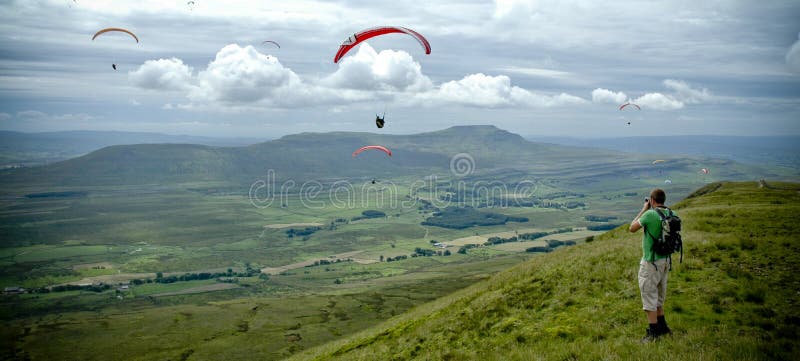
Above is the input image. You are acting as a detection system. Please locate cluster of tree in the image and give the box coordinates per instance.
[457,244,480,254]
[484,236,517,246]
[351,210,386,221]
[306,258,353,267]
[386,255,408,262]
[416,198,437,212]
[525,246,553,253]
[602,192,638,200]
[585,215,618,222]
[421,206,528,229]
[412,247,451,257]
[128,267,261,285]
[525,239,577,253]
[546,239,577,247]
[518,231,549,240]
[286,226,321,238]
[563,201,586,209]
[31,283,111,294]
[586,223,623,231]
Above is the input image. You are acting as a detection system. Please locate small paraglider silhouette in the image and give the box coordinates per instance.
[112,64,117,70]
[375,106,386,128]
[375,114,385,128]
[626,121,631,126]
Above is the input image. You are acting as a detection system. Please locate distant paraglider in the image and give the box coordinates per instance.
[664,179,672,184]
[375,114,385,128]
[620,102,640,126]
[700,168,710,174]
[92,28,139,43]
[376,107,386,129]
[262,40,280,49]
[619,103,641,111]
[93,28,138,70]
[352,145,392,158]
[334,26,431,63]
[187,1,196,10]
[652,160,666,165]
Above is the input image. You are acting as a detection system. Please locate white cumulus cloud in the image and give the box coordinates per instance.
[591,88,627,104]
[634,93,684,110]
[594,79,710,111]
[663,79,711,104]
[415,73,585,108]
[189,44,306,104]
[128,58,194,91]
[324,43,433,92]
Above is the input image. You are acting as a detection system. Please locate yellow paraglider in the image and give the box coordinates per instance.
[652,160,666,165]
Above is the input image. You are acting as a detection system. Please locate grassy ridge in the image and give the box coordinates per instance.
[290,181,800,360]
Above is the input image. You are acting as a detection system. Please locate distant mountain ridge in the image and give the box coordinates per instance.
[0,126,633,187]
[528,135,800,168]
[0,130,265,167]
[0,126,785,189]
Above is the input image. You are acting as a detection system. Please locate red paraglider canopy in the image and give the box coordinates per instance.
[352,145,392,157]
[619,103,641,111]
[334,26,430,63]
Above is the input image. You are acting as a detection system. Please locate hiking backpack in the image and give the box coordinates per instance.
[646,207,683,264]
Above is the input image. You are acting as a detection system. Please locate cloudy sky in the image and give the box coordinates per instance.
[1,0,799,138]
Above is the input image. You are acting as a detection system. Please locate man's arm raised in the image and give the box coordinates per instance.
[629,199,651,233]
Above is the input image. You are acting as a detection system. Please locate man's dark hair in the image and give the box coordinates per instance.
[650,188,666,204]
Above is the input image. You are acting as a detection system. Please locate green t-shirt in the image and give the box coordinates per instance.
[639,208,674,262]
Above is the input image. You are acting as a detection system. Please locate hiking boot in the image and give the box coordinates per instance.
[640,328,659,343]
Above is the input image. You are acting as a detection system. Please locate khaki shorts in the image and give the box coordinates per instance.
[638,258,669,311]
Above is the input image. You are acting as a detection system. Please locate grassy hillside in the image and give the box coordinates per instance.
[290,181,800,360]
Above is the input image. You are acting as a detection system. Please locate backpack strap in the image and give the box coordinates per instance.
[658,207,682,268]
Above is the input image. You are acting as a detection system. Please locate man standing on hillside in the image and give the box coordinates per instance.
[629,188,673,342]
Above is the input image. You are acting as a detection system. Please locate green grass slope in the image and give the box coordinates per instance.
[290,181,800,360]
